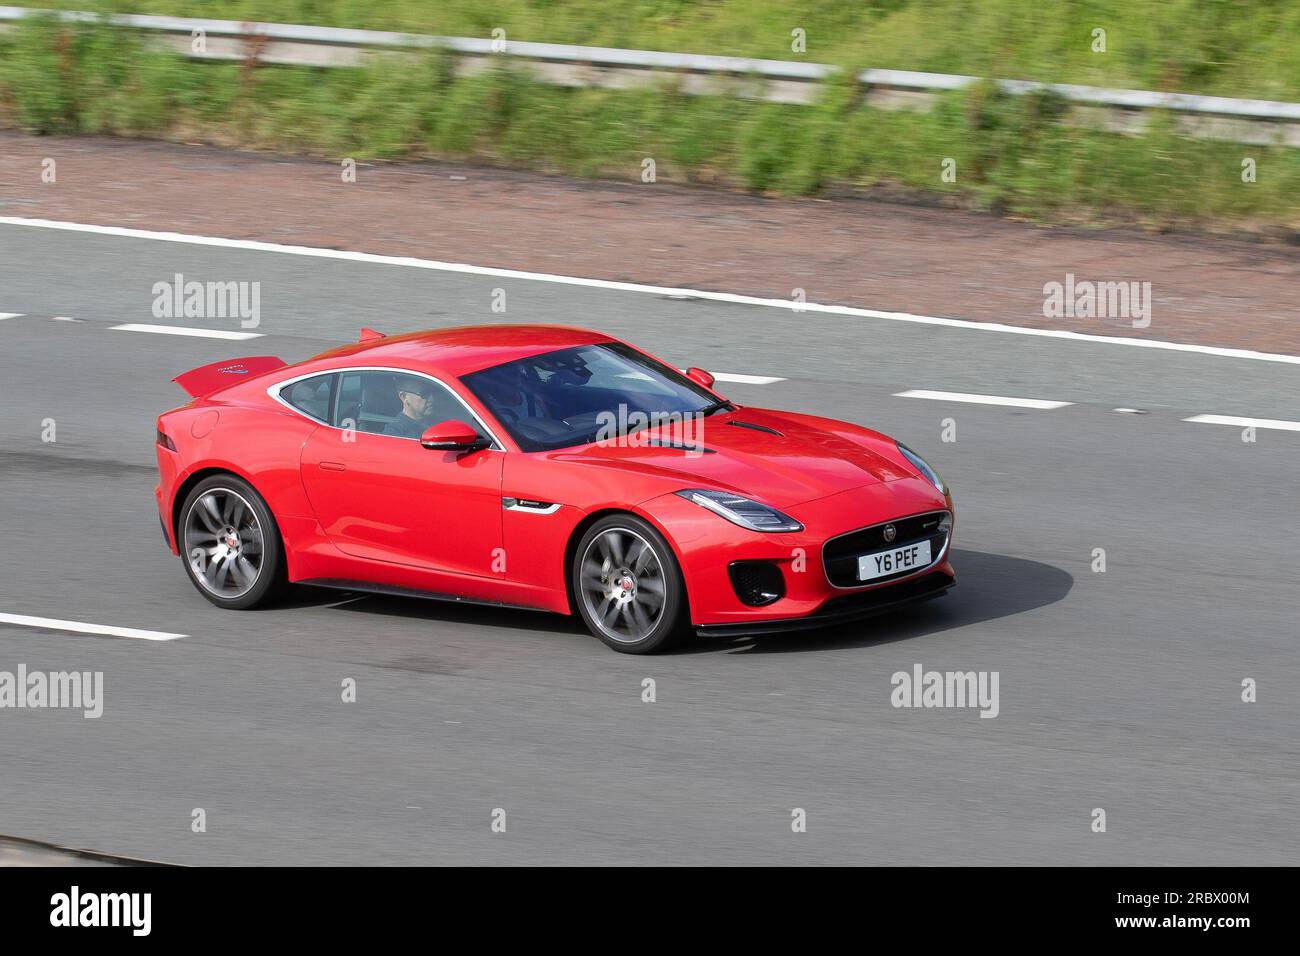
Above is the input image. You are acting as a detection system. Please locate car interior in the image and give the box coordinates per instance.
[464,345,714,451]
[280,376,333,423]
[280,351,709,451]
[280,372,483,440]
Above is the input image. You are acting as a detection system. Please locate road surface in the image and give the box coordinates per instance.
[0,222,1296,864]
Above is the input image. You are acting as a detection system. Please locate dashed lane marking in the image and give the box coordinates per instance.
[1184,414,1300,433]
[893,389,1073,410]
[110,323,264,340]
[0,613,187,642]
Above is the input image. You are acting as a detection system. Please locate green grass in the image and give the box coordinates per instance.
[1,12,1297,230]
[32,0,1300,101]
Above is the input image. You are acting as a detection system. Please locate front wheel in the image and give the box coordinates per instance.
[179,474,286,610]
[573,515,687,654]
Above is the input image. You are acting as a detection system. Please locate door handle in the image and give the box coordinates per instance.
[318,461,347,472]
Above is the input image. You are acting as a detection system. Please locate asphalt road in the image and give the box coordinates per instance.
[1,223,1297,865]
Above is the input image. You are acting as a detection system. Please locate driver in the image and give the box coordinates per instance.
[384,377,438,438]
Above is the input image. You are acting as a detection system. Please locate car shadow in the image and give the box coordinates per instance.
[303,548,1071,654]
[690,549,1074,655]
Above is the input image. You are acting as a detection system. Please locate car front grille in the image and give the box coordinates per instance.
[822,510,950,588]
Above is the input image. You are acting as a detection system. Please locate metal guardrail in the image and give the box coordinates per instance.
[1,6,1297,144]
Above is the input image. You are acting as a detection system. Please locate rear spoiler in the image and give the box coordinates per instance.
[173,356,287,398]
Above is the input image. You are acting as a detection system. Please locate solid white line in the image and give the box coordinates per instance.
[3,216,1299,366]
[894,389,1073,410]
[1184,414,1300,432]
[0,612,186,641]
[110,323,264,340]
[711,372,786,385]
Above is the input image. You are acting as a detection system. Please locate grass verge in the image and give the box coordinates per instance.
[1,14,1297,232]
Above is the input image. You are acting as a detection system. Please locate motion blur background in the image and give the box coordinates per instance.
[2,0,1298,230]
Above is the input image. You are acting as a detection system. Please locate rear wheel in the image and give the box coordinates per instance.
[573,515,686,654]
[179,474,286,610]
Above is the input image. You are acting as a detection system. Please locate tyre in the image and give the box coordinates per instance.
[572,514,687,653]
[179,474,286,610]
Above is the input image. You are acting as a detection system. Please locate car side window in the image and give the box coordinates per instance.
[279,374,336,423]
[334,370,484,440]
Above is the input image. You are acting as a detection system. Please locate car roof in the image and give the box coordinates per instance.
[301,324,617,378]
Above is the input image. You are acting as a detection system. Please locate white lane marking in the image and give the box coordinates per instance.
[894,389,1073,410]
[0,612,186,641]
[3,216,1299,366]
[711,372,786,385]
[1184,414,1300,432]
[110,323,264,340]
[12,302,1290,431]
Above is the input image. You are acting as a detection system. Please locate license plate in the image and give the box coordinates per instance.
[858,539,931,581]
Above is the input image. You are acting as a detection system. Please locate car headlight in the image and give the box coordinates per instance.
[897,443,946,495]
[675,489,803,533]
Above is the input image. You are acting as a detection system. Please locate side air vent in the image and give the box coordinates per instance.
[726,420,784,437]
[728,561,786,607]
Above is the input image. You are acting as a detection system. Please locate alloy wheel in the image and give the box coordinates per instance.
[579,527,667,644]
[183,487,264,599]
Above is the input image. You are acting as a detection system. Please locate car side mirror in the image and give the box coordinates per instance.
[420,420,489,452]
[686,367,715,389]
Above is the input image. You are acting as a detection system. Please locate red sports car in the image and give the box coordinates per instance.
[155,325,954,653]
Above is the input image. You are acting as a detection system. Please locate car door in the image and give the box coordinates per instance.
[297,368,504,578]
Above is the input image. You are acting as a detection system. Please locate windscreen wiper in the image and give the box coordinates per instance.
[700,399,735,417]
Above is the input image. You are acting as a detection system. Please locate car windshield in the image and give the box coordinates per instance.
[461,342,724,452]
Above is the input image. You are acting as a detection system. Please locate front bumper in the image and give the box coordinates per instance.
[694,567,955,637]
[639,477,955,629]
